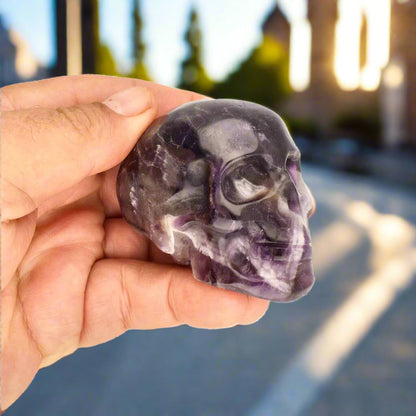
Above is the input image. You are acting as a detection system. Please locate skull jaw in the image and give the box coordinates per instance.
[190,250,314,302]
[152,215,314,302]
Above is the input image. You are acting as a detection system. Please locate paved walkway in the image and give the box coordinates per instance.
[7,165,416,416]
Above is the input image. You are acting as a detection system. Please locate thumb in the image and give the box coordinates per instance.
[2,86,157,220]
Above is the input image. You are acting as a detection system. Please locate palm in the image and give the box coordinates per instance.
[3,164,180,372]
[1,76,269,410]
[18,194,104,363]
[3,168,160,405]
[2,183,103,381]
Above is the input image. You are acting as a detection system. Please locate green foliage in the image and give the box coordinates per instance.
[130,62,150,80]
[284,116,319,139]
[178,7,212,95]
[91,0,120,76]
[129,0,151,80]
[96,43,120,76]
[211,35,291,108]
[334,110,381,147]
[92,0,150,79]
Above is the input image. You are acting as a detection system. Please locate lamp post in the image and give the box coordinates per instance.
[53,0,96,76]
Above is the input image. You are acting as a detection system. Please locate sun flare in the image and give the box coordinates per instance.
[282,0,392,91]
[334,0,391,91]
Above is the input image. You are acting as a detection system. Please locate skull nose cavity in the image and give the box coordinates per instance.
[230,250,256,275]
[285,155,301,186]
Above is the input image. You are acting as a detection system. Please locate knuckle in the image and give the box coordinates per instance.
[56,104,109,143]
[166,270,181,324]
[119,264,133,331]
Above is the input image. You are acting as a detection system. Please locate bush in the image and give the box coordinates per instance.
[211,35,291,108]
[284,116,319,139]
[334,110,381,148]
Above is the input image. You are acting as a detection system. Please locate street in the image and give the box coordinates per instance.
[7,164,416,416]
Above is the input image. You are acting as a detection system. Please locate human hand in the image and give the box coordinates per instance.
[0,75,269,410]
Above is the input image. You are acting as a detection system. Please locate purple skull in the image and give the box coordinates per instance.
[117,99,314,302]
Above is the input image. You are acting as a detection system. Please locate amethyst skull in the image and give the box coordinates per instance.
[117,99,314,302]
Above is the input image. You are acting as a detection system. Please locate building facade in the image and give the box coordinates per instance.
[387,0,416,146]
[264,0,415,147]
[0,15,48,88]
[0,16,19,87]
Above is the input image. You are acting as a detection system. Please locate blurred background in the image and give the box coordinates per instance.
[1,0,416,415]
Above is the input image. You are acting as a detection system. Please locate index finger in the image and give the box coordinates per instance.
[1,74,206,116]
[78,258,269,349]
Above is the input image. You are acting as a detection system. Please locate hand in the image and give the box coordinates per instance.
[0,75,269,410]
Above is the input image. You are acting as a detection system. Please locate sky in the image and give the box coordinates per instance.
[0,0,298,87]
[0,0,392,92]
[0,0,54,64]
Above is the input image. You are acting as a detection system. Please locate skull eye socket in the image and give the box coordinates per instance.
[221,156,273,205]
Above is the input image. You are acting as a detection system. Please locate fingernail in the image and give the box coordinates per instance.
[102,86,153,116]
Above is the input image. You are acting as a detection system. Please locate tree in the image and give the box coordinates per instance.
[96,43,119,75]
[211,35,291,108]
[88,0,120,76]
[129,0,150,80]
[178,7,212,95]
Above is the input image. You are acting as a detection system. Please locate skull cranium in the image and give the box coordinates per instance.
[117,99,314,302]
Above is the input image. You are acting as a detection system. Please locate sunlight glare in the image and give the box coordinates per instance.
[289,19,311,91]
[360,65,381,91]
[383,62,405,89]
[334,0,391,91]
[345,200,376,226]
[278,0,311,91]
[360,0,390,89]
[334,0,362,90]
[362,0,390,69]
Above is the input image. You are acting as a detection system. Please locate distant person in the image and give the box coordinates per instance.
[0,75,269,410]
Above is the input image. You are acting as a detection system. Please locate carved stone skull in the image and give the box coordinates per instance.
[117,99,315,302]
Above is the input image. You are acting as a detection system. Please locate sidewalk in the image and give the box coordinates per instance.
[298,138,416,190]
[365,150,416,189]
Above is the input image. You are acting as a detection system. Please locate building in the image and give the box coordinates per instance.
[384,0,416,146]
[0,14,48,87]
[263,0,415,147]
[262,6,290,54]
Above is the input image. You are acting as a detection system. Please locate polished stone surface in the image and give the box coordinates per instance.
[117,99,314,301]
